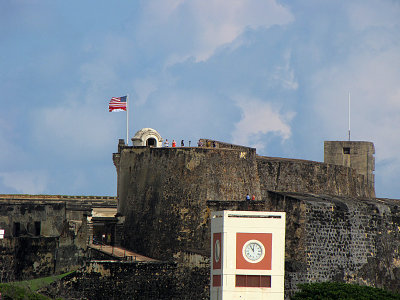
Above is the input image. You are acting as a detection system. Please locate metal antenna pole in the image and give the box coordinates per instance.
[348,92,351,141]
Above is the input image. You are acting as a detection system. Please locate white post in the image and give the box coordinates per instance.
[348,92,351,141]
[126,94,129,145]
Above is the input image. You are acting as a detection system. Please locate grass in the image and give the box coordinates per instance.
[12,271,74,292]
[0,271,74,299]
[0,283,51,300]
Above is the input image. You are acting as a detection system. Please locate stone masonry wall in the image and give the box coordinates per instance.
[42,261,209,300]
[115,147,260,260]
[0,201,66,238]
[301,194,400,292]
[324,141,375,195]
[0,236,86,282]
[112,145,393,299]
[114,147,374,260]
[257,156,374,198]
[208,193,400,298]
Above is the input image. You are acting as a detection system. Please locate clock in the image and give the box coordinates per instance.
[214,239,221,263]
[242,240,265,263]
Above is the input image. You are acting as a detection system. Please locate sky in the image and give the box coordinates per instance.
[1,0,400,198]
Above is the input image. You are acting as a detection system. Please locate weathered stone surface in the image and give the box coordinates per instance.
[324,141,375,195]
[116,147,261,260]
[0,236,86,282]
[42,261,210,300]
[0,196,102,282]
[113,144,391,299]
[208,193,400,298]
[257,156,374,198]
[0,201,65,238]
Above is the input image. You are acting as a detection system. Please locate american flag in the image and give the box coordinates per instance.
[109,96,127,112]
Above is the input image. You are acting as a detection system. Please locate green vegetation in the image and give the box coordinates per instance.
[0,271,74,300]
[0,284,50,300]
[11,271,73,292]
[291,282,400,300]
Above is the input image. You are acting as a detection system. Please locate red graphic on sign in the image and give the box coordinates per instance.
[213,275,221,287]
[213,232,222,269]
[236,233,272,270]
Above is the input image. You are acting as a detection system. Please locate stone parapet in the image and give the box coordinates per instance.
[257,156,374,198]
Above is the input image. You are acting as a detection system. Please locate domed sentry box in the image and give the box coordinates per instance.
[131,128,163,147]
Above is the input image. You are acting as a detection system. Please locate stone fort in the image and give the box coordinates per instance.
[0,127,399,299]
[111,128,399,298]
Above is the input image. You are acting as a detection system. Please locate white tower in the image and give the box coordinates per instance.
[211,210,286,300]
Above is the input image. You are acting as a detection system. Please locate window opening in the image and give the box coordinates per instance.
[14,222,20,237]
[147,138,157,147]
[35,221,41,236]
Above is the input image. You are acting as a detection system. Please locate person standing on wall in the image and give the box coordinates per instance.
[164,139,169,147]
[181,140,184,147]
[246,194,250,201]
[172,140,176,147]
[252,194,255,200]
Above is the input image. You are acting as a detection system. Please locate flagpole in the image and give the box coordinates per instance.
[126,94,129,145]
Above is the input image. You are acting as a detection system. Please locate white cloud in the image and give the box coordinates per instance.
[0,170,47,194]
[271,51,299,90]
[133,78,158,106]
[312,46,400,162]
[190,0,294,61]
[138,0,294,62]
[232,96,294,150]
[306,1,400,198]
[31,97,121,158]
[346,0,400,31]
[79,34,135,91]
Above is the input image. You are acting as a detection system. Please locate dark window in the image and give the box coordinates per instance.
[34,221,41,236]
[147,138,157,147]
[236,275,271,288]
[14,222,20,237]
[343,147,351,154]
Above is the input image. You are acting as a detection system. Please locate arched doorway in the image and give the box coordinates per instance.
[146,138,157,147]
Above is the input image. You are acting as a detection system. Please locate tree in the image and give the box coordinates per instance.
[291,282,400,300]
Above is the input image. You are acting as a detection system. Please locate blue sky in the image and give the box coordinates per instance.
[1,0,400,198]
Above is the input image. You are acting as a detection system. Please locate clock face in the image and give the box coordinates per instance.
[242,240,265,263]
[214,239,221,262]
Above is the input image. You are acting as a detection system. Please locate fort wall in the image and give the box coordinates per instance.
[115,146,260,259]
[113,145,398,298]
[0,195,105,282]
[0,201,65,238]
[0,235,87,282]
[257,156,374,198]
[324,141,375,195]
[208,193,400,297]
[42,261,209,300]
[114,147,375,261]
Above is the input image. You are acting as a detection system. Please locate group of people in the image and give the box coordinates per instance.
[164,139,212,148]
[164,139,191,147]
[246,194,256,201]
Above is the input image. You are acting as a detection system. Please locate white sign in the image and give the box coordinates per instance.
[211,211,286,300]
